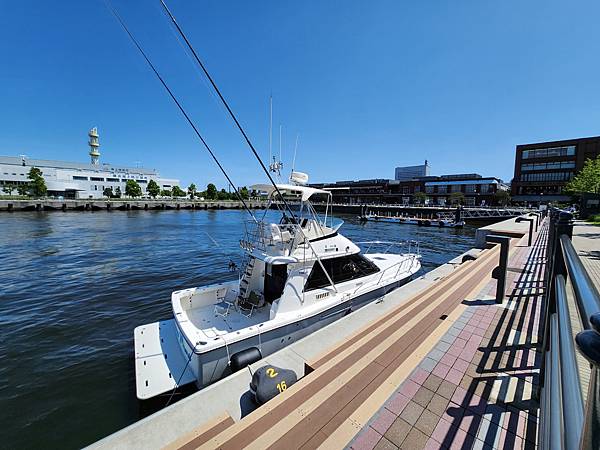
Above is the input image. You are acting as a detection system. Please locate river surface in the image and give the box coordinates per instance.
[0,210,476,449]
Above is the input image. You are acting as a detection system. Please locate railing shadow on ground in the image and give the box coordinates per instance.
[437,225,547,449]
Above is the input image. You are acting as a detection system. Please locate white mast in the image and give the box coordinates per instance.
[269,96,272,165]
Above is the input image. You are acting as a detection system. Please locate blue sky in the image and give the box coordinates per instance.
[1,1,599,189]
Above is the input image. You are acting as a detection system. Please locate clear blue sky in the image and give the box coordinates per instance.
[1,1,599,189]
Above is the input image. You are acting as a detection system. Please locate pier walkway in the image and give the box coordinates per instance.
[347,225,545,450]
[166,221,544,449]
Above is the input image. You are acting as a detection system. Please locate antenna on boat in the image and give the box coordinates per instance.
[269,123,283,178]
[291,133,299,173]
[268,95,272,167]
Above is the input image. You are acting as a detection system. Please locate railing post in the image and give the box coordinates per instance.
[576,313,600,450]
[485,235,510,304]
[516,216,535,246]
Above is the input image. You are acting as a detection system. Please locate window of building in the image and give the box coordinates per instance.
[481,184,490,194]
[90,177,104,182]
[414,185,420,192]
[136,179,147,184]
[73,176,88,181]
[465,184,476,193]
[425,186,434,194]
[304,254,380,292]
[437,185,447,194]
[451,185,461,193]
[106,178,119,182]
[521,145,577,160]
[402,186,409,195]
[561,161,575,169]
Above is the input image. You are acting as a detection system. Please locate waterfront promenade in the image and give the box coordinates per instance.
[347,226,545,449]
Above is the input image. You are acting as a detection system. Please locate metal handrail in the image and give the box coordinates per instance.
[540,208,600,450]
[560,235,600,330]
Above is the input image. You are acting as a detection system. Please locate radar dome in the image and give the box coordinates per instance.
[290,171,309,185]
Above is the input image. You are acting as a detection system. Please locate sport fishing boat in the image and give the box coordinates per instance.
[134,173,421,399]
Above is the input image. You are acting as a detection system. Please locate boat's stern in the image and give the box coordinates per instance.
[133,319,196,400]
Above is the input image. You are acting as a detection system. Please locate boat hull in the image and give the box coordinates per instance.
[178,273,412,389]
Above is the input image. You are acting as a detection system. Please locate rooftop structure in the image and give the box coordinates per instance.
[394,160,430,181]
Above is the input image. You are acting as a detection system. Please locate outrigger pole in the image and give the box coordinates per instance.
[157,0,339,292]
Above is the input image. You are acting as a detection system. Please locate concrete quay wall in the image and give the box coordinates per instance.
[0,199,267,212]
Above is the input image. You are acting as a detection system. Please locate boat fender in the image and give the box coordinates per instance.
[249,365,298,405]
[230,347,262,372]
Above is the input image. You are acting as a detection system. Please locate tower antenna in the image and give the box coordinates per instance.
[268,95,272,165]
[292,133,299,173]
[88,127,100,165]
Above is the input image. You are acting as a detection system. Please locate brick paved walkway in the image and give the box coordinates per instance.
[348,224,546,450]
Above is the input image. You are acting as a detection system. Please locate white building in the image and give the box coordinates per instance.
[0,128,180,199]
[394,160,430,181]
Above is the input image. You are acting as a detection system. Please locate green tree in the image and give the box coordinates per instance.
[17,184,29,196]
[114,186,122,198]
[494,190,511,206]
[566,155,600,194]
[206,183,218,200]
[413,192,427,204]
[160,189,172,197]
[28,167,47,197]
[125,179,142,198]
[172,186,186,197]
[2,184,15,196]
[239,186,249,200]
[217,189,230,200]
[450,192,465,205]
[147,179,160,199]
[103,187,114,198]
[187,183,197,199]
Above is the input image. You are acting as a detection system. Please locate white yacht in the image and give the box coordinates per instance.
[134,174,421,400]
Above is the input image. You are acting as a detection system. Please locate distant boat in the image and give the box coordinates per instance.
[134,176,421,399]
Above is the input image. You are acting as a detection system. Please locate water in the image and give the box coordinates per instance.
[0,210,476,449]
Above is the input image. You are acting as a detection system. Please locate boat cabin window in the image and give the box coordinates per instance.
[303,254,380,292]
[264,263,288,303]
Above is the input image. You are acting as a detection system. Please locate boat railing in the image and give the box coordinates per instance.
[240,219,299,254]
[357,240,420,256]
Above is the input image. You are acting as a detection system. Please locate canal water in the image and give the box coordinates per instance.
[0,210,476,449]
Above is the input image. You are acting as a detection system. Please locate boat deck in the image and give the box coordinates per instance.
[186,305,271,340]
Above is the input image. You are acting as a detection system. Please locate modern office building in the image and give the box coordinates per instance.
[511,136,600,204]
[394,161,430,181]
[0,128,180,199]
[313,173,507,206]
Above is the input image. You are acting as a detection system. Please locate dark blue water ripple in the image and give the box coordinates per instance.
[0,210,476,449]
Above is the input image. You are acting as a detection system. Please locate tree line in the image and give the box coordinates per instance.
[104,180,256,200]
